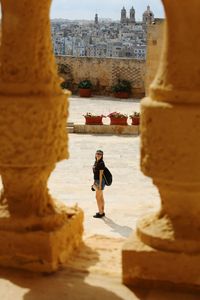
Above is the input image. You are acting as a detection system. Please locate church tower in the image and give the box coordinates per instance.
[95,13,99,25]
[121,7,127,24]
[130,6,135,24]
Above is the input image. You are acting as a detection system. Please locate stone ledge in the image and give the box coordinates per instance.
[122,232,200,292]
[0,207,84,273]
[73,124,139,135]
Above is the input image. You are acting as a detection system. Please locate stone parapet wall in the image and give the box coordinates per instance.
[56,56,146,98]
[73,124,139,135]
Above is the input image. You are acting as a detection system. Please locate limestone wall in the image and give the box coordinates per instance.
[56,56,146,98]
[145,19,165,95]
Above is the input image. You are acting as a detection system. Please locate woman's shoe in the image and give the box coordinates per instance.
[93,212,105,218]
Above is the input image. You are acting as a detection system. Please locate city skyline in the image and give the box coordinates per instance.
[51,0,164,21]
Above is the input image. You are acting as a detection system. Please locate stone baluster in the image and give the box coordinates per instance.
[123,0,200,291]
[0,0,83,272]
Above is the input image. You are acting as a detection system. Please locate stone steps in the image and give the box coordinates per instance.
[67,122,74,133]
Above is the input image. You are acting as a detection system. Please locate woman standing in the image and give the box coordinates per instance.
[92,149,106,218]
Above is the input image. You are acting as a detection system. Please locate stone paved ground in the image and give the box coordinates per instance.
[0,96,199,300]
[67,95,141,125]
[49,96,159,238]
[49,133,159,239]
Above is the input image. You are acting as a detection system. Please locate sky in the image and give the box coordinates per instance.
[51,0,165,21]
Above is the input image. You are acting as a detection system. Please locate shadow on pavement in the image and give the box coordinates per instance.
[0,242,127,300]
[103,217,133,238]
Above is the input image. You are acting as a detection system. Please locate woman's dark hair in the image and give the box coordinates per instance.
[95,149,104,161]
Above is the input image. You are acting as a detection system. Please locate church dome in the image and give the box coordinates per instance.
[143,5,154,17]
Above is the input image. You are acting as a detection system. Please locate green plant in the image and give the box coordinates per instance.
[78,80,93,89]
[108,112,128,118]
[83,113,106,118]
[112,79,132,93]
[129,112,140,118]
[60,80,71,89]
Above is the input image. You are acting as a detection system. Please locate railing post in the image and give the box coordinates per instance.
[0,0,83,272]
[123,0,200,291]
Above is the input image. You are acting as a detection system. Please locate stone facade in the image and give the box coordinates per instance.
[56,56,146,98]
[145,19,165,95]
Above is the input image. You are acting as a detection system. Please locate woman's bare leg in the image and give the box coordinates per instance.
[96,190,104,214]
[101,192,105,213]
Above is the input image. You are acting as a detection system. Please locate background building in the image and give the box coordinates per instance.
[51,5,155,60]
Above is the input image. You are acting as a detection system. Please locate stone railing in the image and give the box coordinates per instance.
[56,56,146,98]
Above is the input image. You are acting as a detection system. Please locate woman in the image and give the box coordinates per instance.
[92,149,106,218]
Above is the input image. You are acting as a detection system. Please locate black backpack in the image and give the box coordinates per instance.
[103,167,112,186]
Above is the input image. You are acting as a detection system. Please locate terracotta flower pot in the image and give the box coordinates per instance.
[110,117,128,126]
[85,116,103,125]
[79,88,92,97]
[131,116,140,125]
[114,92,129,99]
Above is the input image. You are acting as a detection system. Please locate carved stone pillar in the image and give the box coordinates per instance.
[0,0,83,272]
[123,0,200,291]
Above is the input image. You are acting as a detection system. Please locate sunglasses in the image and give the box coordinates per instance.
[96,153,102,156]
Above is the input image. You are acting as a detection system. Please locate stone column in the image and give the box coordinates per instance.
[0,0,83,272]
[123,0,200,291]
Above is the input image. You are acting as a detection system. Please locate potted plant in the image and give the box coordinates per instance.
[129,112,140,125]
[112,79,132,99]
[83,113,106,125]
[78,80,93,97]
[108,112,128,126]
[60,80,72,91]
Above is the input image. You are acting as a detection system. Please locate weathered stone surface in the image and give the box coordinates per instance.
[0,94,68,166]
[150,2,200,103]
[0,0,62,96]
[137,213,200,253]
[122,233,200,292]
[0,205,84,273]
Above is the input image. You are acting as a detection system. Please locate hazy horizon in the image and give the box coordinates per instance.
[51,0,164,21]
